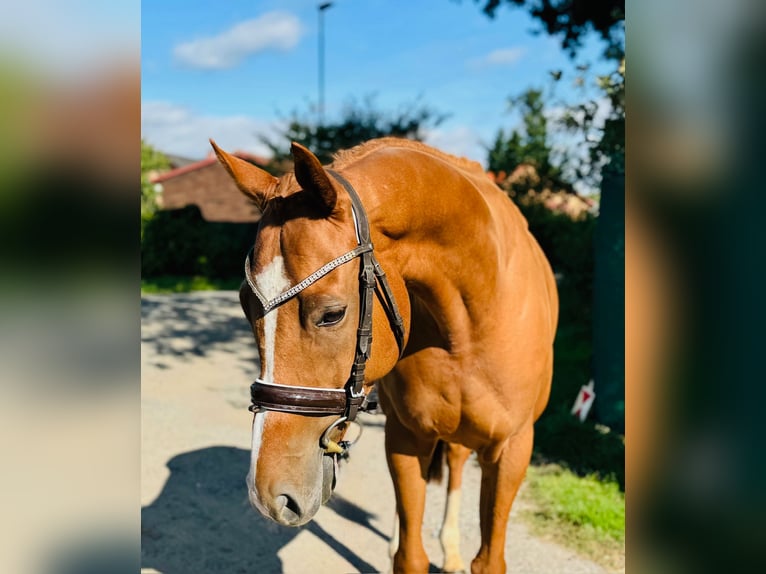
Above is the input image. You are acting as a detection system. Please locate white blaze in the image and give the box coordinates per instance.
[247,412,269,514]
[258,256,289,383]
[247,256,290,507]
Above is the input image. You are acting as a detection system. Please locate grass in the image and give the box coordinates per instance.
[521,463,625,572]
[534,408,625,489]
[141,275,242,294]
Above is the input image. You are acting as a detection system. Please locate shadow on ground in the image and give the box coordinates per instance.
[142,446,390,574]
[141,293,258,375]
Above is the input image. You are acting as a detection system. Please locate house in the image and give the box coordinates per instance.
[150,151,270,223]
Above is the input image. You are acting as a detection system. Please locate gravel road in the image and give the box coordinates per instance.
[141,291,609,574]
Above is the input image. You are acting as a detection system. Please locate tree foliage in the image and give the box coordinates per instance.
[474,0,625,184]
[491,58,625,194]
[141,140,170,234]
[261,97,448,167]
[488,88,570,190]
[473,0,625,60]
[557,60,625,183]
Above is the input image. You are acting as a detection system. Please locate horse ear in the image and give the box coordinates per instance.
[290,142,337,213]
[210,139,277,211]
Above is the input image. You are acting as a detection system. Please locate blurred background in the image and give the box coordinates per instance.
[0,2,139,573]
[1,0,764,572]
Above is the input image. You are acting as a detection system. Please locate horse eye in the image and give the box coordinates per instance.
[317,308,346,327]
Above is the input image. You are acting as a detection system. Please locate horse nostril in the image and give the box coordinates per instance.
[284,493,302,516]
[275,493,302,523]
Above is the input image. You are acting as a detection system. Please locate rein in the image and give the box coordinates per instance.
[245,169,405,454]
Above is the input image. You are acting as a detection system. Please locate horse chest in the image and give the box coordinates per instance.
[382,347,517,439]
[380,344,538,445]
[377,349,463,437]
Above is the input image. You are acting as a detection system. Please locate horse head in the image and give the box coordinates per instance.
[211,140,404,526]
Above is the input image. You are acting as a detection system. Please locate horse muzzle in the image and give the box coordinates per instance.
[250,481,322,526]
[249,450,338,525]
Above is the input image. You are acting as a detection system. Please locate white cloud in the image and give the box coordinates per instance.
[174,11,302,70]
[471,47,526,68]
[424,125,486,168]
[142,103,490,168]
[141,101,280,159]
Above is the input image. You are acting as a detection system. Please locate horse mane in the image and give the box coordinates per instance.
[330,137,485,177]
[271,138,485,202]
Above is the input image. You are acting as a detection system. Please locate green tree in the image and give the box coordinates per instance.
[473,0,625,60]
[557,61,624,185]
[470,0,625,182]
[488,129,523,175]
[141,140,170,236]
[488,88,569,190]
[261,96,448,167]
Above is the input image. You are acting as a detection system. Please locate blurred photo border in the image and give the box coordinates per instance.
[2,1,765,572]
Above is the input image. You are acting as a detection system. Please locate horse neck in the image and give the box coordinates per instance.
[348,152,506,351]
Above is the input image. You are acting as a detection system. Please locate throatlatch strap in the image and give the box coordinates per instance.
[326,170,406,358]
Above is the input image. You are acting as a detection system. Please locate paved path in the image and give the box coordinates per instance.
[141,291,609,574]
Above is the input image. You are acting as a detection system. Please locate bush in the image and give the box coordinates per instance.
[515,197,596,325]
[141,206,256,280]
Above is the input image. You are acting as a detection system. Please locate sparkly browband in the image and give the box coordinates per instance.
[244,244,373,314]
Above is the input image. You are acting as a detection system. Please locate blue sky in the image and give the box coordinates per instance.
[142,0,613,167]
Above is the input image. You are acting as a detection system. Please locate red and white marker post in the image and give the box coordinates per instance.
[571,380,596,422]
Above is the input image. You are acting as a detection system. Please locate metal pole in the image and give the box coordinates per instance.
[318,2,333,126]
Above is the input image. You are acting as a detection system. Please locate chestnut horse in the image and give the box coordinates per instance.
[211,137,558,573]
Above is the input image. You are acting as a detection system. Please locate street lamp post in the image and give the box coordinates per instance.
[318,2,333,126]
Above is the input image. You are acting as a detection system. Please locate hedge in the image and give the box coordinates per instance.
[141,206,257,279]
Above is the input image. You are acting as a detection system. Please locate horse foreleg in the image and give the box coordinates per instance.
[385,416,433,574]
[472,424,534,574]
[440,443,471,573]
[388,511,399,569]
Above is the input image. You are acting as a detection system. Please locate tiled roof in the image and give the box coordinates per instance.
[150,151,270,183]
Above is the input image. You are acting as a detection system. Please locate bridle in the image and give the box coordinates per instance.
[244,169,405,456]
